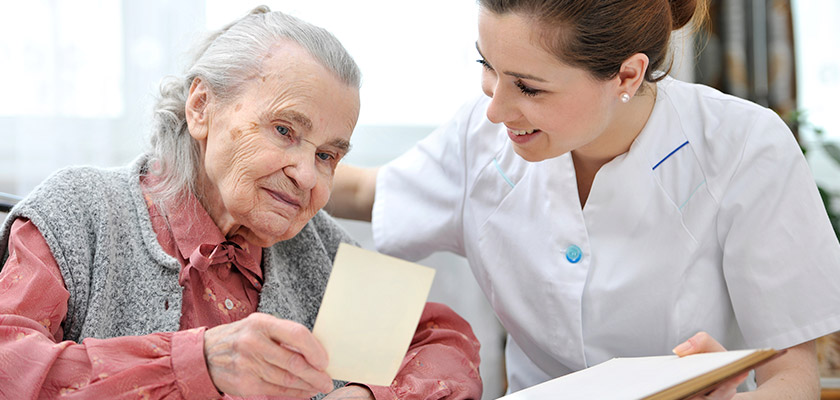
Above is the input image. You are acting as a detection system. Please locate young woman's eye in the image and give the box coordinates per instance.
[275,125,290,136]
[515,80,541,97]
[476,59,494,71]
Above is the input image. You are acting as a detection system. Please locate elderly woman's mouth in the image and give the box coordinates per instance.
[265,188,301,208]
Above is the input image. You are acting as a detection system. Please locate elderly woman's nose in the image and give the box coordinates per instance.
[283,152,318,190]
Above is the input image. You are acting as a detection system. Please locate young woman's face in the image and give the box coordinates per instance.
[477,10,622,162]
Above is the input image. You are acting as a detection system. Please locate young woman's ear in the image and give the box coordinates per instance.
[185,77,211,141]
[616,53,650,102]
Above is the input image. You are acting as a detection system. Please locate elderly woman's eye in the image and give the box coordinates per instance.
[317,152,334,161]
[275,126,290,136]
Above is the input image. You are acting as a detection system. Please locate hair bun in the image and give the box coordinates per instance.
[249,5,271,15]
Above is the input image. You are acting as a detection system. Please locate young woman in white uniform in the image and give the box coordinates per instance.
[329,0,840,397]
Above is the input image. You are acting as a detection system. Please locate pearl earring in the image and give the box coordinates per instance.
[620,93,631,103]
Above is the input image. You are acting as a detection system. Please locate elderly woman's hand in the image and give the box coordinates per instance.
[673,332,750,400]
[204,312,334,398]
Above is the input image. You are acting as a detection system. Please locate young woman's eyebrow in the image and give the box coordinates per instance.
[475,42,547,82]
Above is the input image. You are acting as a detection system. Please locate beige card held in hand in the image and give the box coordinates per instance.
[312,243,436,386]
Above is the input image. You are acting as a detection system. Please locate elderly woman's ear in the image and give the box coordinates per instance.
[186,77,211,141]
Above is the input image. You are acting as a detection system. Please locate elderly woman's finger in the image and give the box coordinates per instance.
[204,313,334,396]
[672,331,727,357]
[261,315,330,371]
[256,337,334,393]
[253,362,331,395]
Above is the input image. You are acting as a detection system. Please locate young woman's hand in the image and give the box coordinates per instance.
[672,331,749,400]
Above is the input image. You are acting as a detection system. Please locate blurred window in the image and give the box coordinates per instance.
[792,0,840,140]
[206,0,481,127]
[0,0,123,117]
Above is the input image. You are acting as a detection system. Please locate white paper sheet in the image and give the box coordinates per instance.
[498,349,763,400]
[312,243,436,386]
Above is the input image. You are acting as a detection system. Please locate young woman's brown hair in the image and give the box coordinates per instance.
[477,0,707,82]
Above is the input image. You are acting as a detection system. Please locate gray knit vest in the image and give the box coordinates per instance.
[0,155,355,394]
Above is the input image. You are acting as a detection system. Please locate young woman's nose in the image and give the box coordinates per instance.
[484,82,521,124]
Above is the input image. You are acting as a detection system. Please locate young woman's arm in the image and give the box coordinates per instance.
[746,340,819,399]
[673,332,820,399]
[325,164,379,221]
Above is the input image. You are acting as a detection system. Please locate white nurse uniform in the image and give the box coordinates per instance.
[372,77,840,392]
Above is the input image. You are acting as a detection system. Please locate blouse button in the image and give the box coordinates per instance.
[224,298,234,310]
[565,245,582,263]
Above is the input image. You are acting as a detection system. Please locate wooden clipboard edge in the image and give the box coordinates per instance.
[644,348,787,400]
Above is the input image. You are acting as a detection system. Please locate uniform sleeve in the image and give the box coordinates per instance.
[717,110,840,349]
[372,99,484,261]
[0,218,220,399]
[359,302,482,400]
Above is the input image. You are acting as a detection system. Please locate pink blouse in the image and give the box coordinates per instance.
[0,178,482,399]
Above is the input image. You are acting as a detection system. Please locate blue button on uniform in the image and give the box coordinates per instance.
[565,245,582,263]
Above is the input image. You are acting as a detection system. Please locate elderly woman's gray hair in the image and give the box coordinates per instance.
[147,6,361,206]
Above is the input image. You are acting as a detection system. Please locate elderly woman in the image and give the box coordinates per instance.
[0,7,481,400]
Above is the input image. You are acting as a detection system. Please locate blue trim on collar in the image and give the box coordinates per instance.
[652,140,689,170]
[493,158,515,188]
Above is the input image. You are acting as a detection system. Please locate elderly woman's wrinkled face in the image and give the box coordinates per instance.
[186,41,360,247]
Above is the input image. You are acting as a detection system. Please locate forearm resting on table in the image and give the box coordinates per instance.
[737,340,820,399]
[326,164,378,221]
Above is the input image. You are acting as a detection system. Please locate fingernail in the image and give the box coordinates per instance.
[672,341,692,354]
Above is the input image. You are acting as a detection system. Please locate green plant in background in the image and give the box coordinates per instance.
[786,110,840,241]
[819,188,840,241]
